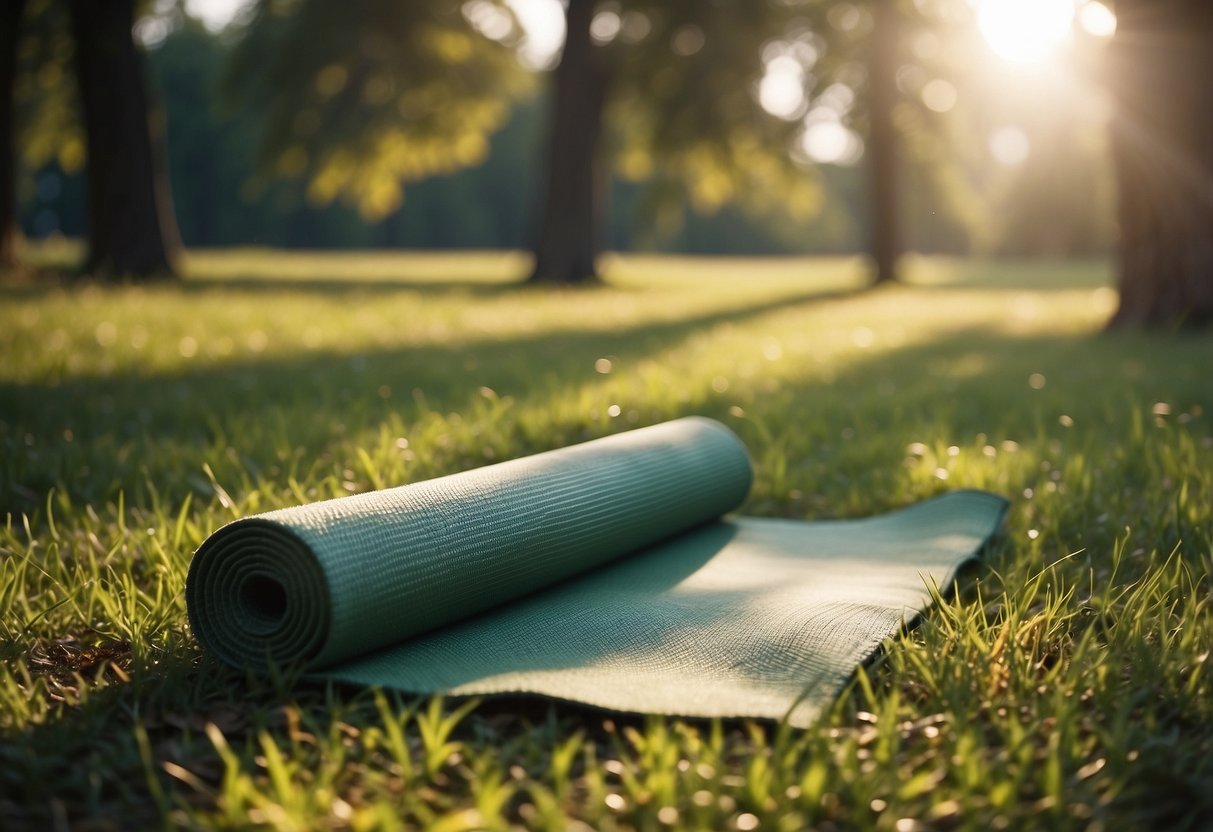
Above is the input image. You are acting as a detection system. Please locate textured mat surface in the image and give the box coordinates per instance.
[188,417,1007,725]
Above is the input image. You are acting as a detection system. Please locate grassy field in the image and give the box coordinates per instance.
[1,251,1210,830]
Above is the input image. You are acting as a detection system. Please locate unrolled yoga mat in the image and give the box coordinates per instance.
[187,417,1007,725]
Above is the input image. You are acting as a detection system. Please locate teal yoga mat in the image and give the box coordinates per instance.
[187,417,1007,725]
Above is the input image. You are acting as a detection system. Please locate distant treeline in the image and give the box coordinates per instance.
[15,19,1111,257]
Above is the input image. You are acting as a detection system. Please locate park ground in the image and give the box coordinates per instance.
[1,250,1211,830]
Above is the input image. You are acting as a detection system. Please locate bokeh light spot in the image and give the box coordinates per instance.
[1079,1,1117,38]
[989,126,1030,166]
[759,56,806,120]
[921,79,957,113]
[590,10,621,45]
[802,121,861,165]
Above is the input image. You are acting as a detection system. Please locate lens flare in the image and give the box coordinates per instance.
[978,0,1075,64]
[1079,1,1117,38]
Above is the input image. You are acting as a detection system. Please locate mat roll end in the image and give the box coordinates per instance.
[186,519,331,669]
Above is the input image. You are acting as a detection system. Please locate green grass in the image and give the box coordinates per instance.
[1,251,1210,830]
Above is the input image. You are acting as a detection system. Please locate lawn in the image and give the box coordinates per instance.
[1,251,1210,830]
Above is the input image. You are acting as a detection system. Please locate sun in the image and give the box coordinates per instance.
[977,0,1076,64]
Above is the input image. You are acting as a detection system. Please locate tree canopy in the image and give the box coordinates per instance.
[227,0,531,220]
[6,0,1170,319]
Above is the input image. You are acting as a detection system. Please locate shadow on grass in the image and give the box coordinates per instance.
[4,308,1207,514]
[2,272,1209,522]
[0,271,522,301]
[1,284,862,509]
[1,254,1114,301]
[0,642,687,829]
[172,274,526,297]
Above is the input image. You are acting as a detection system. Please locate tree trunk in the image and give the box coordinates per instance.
[1107,0,1213,329]
[68,0,180,280]
[0,0,26,270]
[867,0,901,285]
[528,0,606,285]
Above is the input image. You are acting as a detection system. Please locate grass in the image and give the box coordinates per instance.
[1,250,1211,830]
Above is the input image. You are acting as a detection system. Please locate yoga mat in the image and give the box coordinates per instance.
[188,417,1007,725]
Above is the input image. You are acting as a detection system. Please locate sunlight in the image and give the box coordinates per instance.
[505,0,565,69]
[989,126,1030,166]
[758,55,806,120]
[1078,1,1117,38]
[184,0,254,31]
[977,0,1075,64]
[801,121,861,166]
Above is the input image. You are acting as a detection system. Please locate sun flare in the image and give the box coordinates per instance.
[977,0,1076,64]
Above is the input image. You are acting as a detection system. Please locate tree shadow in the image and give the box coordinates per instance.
[176,275,521,297]
[0,270,519,301]
[901,257,1112,292]
[0,284,862,511]
[5,309,1209,531]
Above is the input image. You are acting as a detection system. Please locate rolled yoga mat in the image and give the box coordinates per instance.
[187,417,1008,726]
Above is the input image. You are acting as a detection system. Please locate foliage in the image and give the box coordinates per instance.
[12,0,84,176]
[10,1,1116,258]
[2,251,1211,829]
[598,0,825,232]
[18,18,868,256]
[226,0,531,219]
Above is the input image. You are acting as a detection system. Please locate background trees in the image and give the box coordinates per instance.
[529,0,604,283]
[7,0,1199,329]
[532,0,824,283]
[225,0,529,222]
[865,0,902,285]
[0,0,25,269]
[4,0,180,280]
[1106,0,1213,328]
[67,0,181,278]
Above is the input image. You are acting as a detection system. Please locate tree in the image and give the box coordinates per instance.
[66,0,181,279]
[529,0,604,284]
[1106,0,1213,328]
[0,0,27,269]
[8,0,181,279]
[866,0,900,284]
[530,0,823,284]
[829,0,966,285]
[227,0,528,222]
